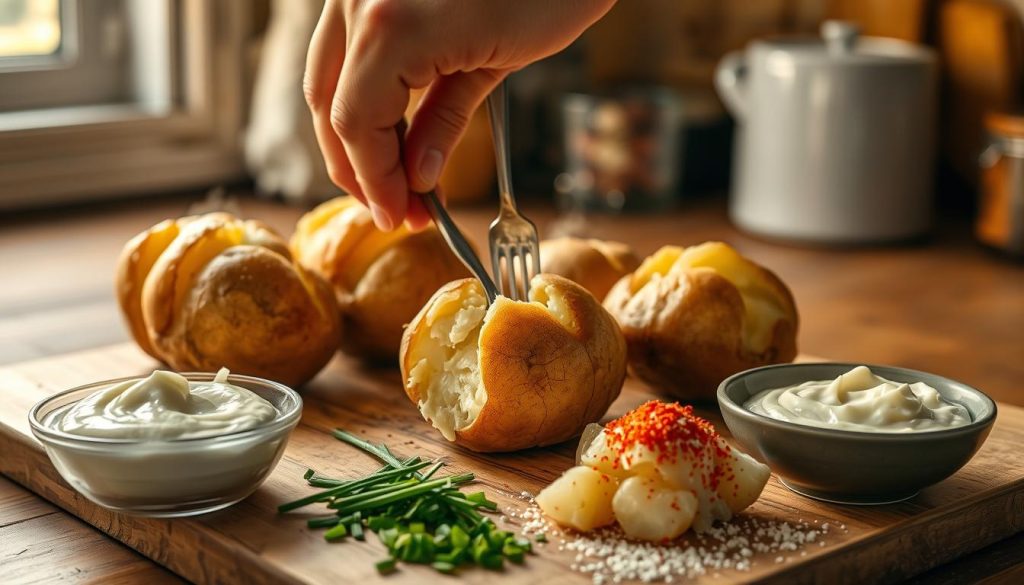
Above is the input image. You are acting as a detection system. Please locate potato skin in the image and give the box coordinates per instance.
[604,248,797,401]
[341,230,468,360]
[539,237,641,302]
[401,275,627,452]
[116,217,187,359]
[292,197,468,362]
[117,213,340,388]
[152,247,339,387]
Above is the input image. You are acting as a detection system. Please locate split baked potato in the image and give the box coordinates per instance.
[604,242,798,400]
[539,237,640,301]
[290,196,469,362]
[400,274,627,452]
[116,212,340,387]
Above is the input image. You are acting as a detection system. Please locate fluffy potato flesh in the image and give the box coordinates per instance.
[406,285,489,441]
[612,474,698,541]
[629,242,790,353]
[536,466,618,532]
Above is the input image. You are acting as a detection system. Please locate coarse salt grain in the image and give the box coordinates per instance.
[503,496,828,584]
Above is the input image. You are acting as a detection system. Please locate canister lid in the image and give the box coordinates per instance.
[751,20,935,66]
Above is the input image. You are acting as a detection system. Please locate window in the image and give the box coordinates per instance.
[0,0,251,209]
[0,0,62,58]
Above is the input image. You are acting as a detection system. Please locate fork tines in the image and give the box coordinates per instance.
[490,239,540,301]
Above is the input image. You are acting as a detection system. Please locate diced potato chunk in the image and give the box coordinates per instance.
[536,466,618,532]
[579,428,627,478]
[612,474,698,541]
[715,438,771,513]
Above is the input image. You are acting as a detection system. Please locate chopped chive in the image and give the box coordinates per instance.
[292,429,529,575]
[535,533,547,543]
[450,525,470,550]
[367,515,395,531]
[333,430,424,480]
[324,523,348,541]
[432,561,456,574]
[327,478,420,509]
[480,552,503,571]
[375,557,397,574]
[502,541,524,563]
[279,460,432,513]
[421,460,445,481]
[307,515,342,529]
[331,474,475,515]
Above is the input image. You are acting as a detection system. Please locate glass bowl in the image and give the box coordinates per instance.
[28,372,302,518]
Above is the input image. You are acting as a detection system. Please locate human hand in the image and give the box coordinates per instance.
[304,0,616,230]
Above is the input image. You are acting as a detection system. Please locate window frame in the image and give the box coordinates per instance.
[0,0,250,210]
[0,0,131,112]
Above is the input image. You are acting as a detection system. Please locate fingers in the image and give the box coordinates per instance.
[331,41,411,231]
[405,195,432,231]
[304,3,363,201]
[403,70,507,193]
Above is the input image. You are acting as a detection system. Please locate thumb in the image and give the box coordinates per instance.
[403,69,507,193]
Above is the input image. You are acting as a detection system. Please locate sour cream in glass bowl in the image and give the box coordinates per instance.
[29,369,301,517]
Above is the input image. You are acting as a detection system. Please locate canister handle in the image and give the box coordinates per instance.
[822,20,860,53]
[715,51,747,120]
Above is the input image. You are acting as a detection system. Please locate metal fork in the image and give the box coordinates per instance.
[486,79,541,301]
[394,119,499,303]
[421,191,499,303]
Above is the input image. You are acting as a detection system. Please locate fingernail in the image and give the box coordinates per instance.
[369,202,393,231]
[418,149,444,189]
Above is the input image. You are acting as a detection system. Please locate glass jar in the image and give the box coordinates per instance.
[978,112,1024,257]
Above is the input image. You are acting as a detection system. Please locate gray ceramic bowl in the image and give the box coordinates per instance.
[718,363,997,505]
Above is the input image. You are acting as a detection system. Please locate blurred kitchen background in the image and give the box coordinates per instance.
[1,0,1023,251]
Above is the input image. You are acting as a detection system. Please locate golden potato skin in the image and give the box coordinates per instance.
[539,237,641,302]
[401,275,627,452]
[292,196,468,362]
[116,217,188,359]
[117,213,340,388]
[604,243,797,401]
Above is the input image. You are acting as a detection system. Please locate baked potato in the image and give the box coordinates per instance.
[539,237,640,301]
[116,212,340,387]
[604,241,798,400]
[400,274,627,452]
[290,196,469,361]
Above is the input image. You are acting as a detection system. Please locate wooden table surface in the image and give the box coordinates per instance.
[1,194,1022,584]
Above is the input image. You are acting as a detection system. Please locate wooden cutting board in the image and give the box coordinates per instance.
[1,343,1023,584]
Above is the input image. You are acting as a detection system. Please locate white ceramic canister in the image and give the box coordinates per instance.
[716,21,938,243]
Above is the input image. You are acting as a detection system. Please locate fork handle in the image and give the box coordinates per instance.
[422,191,500,303]
[392,118,499,303]
[486,79,518,215]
